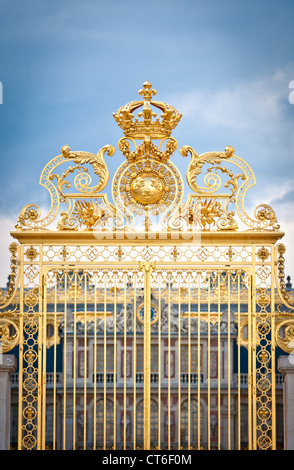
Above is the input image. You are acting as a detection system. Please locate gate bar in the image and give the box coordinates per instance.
[197,272,201,449]
[177,271,181,450]
[158,271,161,450]
[252,251,256,449]
[123,271,127,450]
[217,271,221,450]
[208,272,211,450]
[63,271,68,450]
[103,271,107,449]
[113,271,117,450]
[53,272,58,450]
[42,271,47,450]
[140,262,154,450]
[93,271,97,449]
[237,272,241,450]
[228,273,231,450]
[188,271,191,450]
[271,245,276,450]
[133,271,137,450]
[83,273,88,449]
[168,271,171,450]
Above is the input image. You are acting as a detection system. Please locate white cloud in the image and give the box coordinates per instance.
[269,199,294,279]
[168,67,294,191]
[171,68,293,133]
[166,67,294,276]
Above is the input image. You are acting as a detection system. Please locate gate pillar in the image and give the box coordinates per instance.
[279,355,294,450]
[0,354,16,450]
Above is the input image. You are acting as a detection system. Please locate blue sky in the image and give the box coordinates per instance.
[0,0,294,284]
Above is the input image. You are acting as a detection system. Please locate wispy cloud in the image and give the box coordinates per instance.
[165,67,294,276]
[168,66,294,188]
[173,68,291,131]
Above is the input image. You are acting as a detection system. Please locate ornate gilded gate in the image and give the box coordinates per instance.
[1,82,293,450]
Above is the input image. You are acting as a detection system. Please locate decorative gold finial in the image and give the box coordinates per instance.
[138,81,157,101]
[113,81,182,141]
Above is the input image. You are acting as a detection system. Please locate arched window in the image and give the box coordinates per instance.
[136,399,158,449]
[181,399,202,447]
[96,398,114,449]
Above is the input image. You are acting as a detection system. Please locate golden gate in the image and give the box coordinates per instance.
[0,81,293,450]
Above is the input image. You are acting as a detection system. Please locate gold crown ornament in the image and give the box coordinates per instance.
[112,81,184,227]
[113,81,182,141]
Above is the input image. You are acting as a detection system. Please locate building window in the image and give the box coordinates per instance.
[136,399,158,448]
[180,399,202,446]
[137,344,158,372]
[180,344,202,384]
[96,344,114,372]
[96,398,114,449]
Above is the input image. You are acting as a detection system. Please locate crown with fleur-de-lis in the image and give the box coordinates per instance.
[113,81,182,141]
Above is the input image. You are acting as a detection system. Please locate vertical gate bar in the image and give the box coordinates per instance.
[63,271,67,450]
[247,269,253,450]
[38,247,44,450]
[17,245,24,449]
[17,245,24,450]
[93,271,97,450]
[188,271,191,450]
[84,272,87,450]
[252,250,257,449]
[158,271,161,450]
[237,271,241,450]
[142,261,153,450]
[144,264,151,450]
[18,245,24,450]
[270,245,276,450]
[103,271,107,449]
[168,271,171,450]
[208,272,211,450]
[40,245,44,449]
[133,271,137,450]
[227,271,231,450]
[113,270,117,450]
[124,271,127,450]
[73,271,77,450]
[197,272,201,449]
[42,270,47,450]
[178,271,181,450]
[53,272,57,450]
[217,271,221,450]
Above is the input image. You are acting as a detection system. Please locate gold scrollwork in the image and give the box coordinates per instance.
[0,242,19,309]
[180,144,279,231]
[275,320,294,353]
[167,197,238,231]
[15,145,114,231]
[254,204,280,230]
[59,144,115,193]
[118,136,178,162]
[275,244,294,309]
[13,82,282,235]
[180,144,235,193]
[0,318,19,352]
[72,199,115,230]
